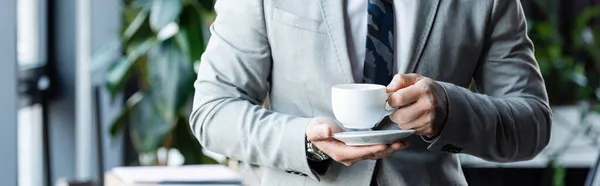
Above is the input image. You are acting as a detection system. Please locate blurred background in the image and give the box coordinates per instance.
[0,0,599,185]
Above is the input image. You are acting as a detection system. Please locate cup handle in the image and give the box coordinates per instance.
[386,92,414,116]
[385,92,396,116]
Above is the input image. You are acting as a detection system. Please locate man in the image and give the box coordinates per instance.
[189,0,552,185]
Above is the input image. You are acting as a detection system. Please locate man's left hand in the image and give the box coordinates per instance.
[386,74,445,138]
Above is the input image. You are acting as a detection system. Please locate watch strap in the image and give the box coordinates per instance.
[306,136,329,162]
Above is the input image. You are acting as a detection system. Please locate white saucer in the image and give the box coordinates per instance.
[332,130,415,146]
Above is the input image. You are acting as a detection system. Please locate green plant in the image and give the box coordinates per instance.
[93,0,216,165]
[529,1,600,185]
[529,0,600,105]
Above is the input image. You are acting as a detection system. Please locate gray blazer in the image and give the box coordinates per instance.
[189,0,552,185]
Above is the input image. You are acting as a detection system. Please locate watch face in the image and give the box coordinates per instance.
[309,153,326,162]
[307,142,328,161]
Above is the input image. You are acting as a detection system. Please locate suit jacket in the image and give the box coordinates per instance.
[189,0,552,185]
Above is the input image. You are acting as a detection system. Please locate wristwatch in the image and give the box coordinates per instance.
[306,136,329,162]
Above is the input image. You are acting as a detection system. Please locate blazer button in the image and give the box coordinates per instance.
[451,146,462,153]
[441,144,452,152]
[442,144,462,153]
[286,170,304,175]
[453,147,462,153]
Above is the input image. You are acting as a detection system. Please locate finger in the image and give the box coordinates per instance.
[311,138,347,157]
[368,147,394,160]
[388,85,425,108]
[398,110,431,130]
[334,144,388,163]
[323,140,373,161]
[390,140,410,150]
[313,139,389,166]
[327,122,345,133]
[368,141,410,160]
[367,144,392,160]
[412,123,432,136]
[368,150,393,160]
[307,124,332,142]
[386,74,422,92]
[390,95,434,125]
[401,114,432,135]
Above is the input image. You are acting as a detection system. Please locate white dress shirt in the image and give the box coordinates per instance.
[345,0,417,82]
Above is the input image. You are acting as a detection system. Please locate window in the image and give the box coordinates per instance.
[17,0,46,69]
[17,0,48,185]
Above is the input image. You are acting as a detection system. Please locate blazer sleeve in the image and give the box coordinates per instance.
[427,0,552,162]
[189,0,320,180]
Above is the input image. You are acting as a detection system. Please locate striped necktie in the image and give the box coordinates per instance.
[363,0,395,85]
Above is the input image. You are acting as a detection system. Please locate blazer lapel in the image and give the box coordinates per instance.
[318,0,354,83]
[403,0,440,73]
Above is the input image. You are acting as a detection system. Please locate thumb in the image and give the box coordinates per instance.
[387,74,421,92]
[308,124,332,141]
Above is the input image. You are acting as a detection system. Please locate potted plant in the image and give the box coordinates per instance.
[528,1,600,185]
[93,0,217,166]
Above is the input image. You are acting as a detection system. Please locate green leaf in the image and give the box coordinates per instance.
[534,0,559,27]
[548,45,562,61]
[172,115,206,164]
[129,92,172,153]
[105,38,158,96]
[91,40,120,73]
[196,0,214,11]
[574,6,600,34]
[124,20,154,54]
[109,107,128,139]
[109,91,145,139]
[123,6,141,26]
[123,10,149,41]
[572,7,600,50]
[150,0,183,32]
[594,103,600,113]
[147,39,196,124]
[569,63,588,87]
[552,163,566,186]
[132,0,153,11]
[128,37,158,58]
[177,5,205,62]
[106,58,135,95]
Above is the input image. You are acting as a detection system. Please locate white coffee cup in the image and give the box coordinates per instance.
[331,84,395,129]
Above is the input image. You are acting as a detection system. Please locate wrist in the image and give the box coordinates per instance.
[305,136,329,162]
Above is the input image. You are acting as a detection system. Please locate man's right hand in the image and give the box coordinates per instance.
[306,117,409,166]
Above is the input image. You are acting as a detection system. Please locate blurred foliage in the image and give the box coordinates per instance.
[93,0,217,165]
[530,1,600,184]
[529,0,600,106]
[552,162,566,186]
